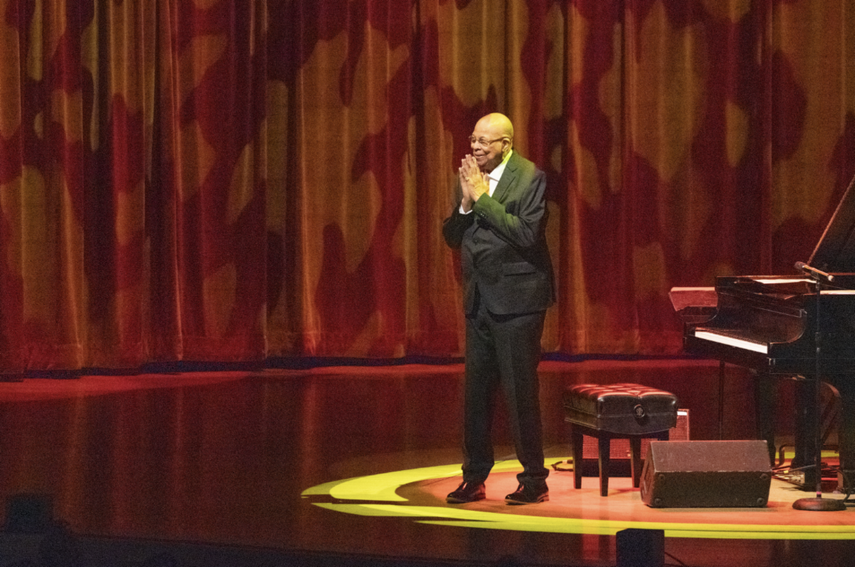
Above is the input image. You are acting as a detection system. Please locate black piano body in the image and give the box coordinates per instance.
[677,174,855,490]
[679,275,855,488]
[685,275,855,375]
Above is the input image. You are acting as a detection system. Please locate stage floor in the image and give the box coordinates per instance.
[0,358,854,566]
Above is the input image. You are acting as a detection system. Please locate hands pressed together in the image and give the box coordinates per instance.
[458,154,489,212]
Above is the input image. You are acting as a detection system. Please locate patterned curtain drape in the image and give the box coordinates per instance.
[0,0,853,372]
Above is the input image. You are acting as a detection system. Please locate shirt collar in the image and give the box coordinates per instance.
[487,149,513,182]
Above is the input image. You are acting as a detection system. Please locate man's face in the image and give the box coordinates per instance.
[469,120,506,172]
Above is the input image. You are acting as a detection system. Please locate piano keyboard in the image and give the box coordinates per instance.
[693,329,768,354]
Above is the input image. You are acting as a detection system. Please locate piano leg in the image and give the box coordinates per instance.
[792,377,818,488]
[834,376,855,492]
[754,371,777,466]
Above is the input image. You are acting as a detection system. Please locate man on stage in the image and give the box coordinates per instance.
[442,112,555,505]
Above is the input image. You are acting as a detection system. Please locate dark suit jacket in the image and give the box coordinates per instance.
[442,151,554,316]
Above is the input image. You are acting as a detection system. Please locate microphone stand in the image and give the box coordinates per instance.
[792,263,845,511]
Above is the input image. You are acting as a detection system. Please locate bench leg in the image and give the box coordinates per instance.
[598,436,610,496]
[571,426,584,489]
[629,437,642,488]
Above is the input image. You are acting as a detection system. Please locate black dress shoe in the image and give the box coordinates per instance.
[505,483,549,505]
[446,481,486,503]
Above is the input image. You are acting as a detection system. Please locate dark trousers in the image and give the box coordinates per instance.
[462,299,549,488]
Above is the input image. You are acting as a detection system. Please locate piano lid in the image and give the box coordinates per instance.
[808,174,855,272]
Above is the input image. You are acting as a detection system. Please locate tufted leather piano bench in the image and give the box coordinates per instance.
[564,383,678,496]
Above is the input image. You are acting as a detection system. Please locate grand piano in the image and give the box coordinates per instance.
[674,175,855,490]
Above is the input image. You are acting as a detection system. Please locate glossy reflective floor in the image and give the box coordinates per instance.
[0,358,854,566]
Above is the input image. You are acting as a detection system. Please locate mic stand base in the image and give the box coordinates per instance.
[792,497,846,511]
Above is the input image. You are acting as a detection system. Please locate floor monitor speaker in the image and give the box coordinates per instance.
[640,440,771,508]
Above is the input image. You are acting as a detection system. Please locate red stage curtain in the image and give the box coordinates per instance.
[0,0,853,371]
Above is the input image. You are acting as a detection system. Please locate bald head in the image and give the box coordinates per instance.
[470,113,514,172]
[476,113,514,144]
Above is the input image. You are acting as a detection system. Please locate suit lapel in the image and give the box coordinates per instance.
[491,153,519,203]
